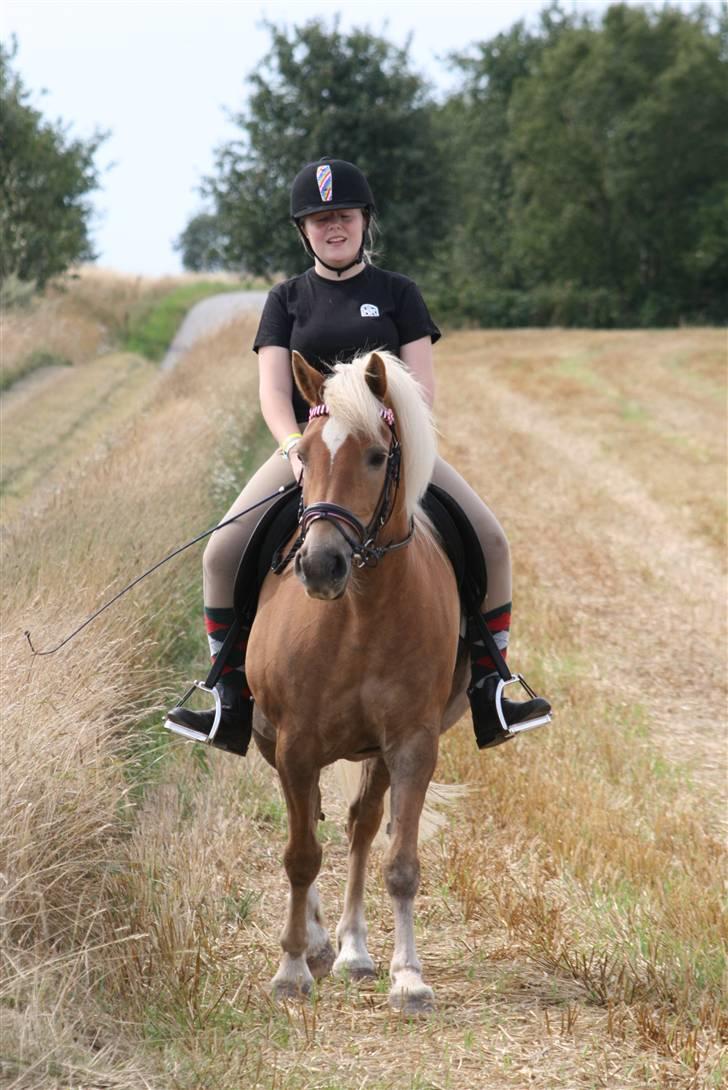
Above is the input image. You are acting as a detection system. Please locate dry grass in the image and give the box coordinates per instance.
[0,266,186,387]
[1,301,265,1088]
[1,295,725,1090]
[1,351,158,521]
[0,264,252,392]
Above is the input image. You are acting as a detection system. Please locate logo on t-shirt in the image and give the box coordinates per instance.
[360,303,380,317]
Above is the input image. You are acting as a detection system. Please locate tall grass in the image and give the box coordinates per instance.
[0,314,267,1087]
[0,265,262,389]
[1,267,167,388]
[122,280,253,361]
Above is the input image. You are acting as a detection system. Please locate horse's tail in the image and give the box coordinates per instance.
[331,760,468,847]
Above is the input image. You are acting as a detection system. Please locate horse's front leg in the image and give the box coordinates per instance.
[270,744,326,1001]
[384,731,439,1015]
[334,756,390,980]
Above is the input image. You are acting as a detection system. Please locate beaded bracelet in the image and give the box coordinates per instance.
[279,432,303,460]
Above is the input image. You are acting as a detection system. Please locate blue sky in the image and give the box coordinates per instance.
[1,0,712,276]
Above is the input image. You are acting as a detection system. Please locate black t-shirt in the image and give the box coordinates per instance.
[253,264,441,421]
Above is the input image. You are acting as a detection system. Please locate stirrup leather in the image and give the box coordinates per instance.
[164,681,222,744]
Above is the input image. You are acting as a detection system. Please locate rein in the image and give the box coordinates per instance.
[272,403,414,574]
[25,482,300,657]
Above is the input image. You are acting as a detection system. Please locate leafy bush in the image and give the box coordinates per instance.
[426,282,627,329]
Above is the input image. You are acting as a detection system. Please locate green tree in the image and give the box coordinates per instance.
[508,3,728,320]
[198,18,447,278]
[439,6,571,289]
[0,39,107,289]
[174,211,226,272]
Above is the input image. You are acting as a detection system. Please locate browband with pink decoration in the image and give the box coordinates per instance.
[309,403,395,428]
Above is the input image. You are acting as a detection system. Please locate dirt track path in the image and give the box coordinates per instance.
[160,290,268,371]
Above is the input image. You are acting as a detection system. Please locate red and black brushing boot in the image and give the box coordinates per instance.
[466,603,552,749]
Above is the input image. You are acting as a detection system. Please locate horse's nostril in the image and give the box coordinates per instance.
[330,551,347,581]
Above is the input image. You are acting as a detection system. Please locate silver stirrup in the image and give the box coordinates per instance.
[164,681,222,744]
[495,674,552,736]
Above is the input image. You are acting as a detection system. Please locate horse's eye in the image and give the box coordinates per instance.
[367,449,387,469]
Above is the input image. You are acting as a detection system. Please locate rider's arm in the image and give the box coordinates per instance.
[258,346,301,444]
[258,346,304,479]
[400,336,436,408]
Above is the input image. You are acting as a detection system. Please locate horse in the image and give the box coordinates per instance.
[245,349,470,1014]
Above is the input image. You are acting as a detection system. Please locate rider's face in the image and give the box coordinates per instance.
[302,208,365,267]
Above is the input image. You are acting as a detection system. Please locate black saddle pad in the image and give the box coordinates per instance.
[422,483,487,607]
[233,482,487,622]
[233,485,302,622]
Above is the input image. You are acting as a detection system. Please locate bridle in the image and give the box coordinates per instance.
[272,403,415,574]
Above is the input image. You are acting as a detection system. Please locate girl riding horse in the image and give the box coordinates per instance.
[166,157,551,752]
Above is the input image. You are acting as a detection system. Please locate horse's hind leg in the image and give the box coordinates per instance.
[333,756,390,981]
[384,732,439,1015]
[270,746,325,1001]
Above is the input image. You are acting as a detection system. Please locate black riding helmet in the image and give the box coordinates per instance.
[290,158,375,276]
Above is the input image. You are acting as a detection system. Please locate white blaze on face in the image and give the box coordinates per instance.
[321,415,350,464]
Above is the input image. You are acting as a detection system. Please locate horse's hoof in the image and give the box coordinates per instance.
[334,963,377,982]
[389,986,436,1016]
[270,978,313,1003]
[307,940,336,979]
[349,964,378,981]
[333,953,377,981]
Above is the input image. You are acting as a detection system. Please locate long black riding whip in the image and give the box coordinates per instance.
[24,481,300,657]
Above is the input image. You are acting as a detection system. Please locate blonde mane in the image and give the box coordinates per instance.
[321,351,437,518]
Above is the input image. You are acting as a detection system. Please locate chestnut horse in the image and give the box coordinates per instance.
[246,350,469,1014]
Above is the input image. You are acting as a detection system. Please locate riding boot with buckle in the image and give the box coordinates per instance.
[166,674,252,757]
[468,673,552,750]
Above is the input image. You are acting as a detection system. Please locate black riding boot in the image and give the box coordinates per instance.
[167,674,253,757]
[468,673,552,750]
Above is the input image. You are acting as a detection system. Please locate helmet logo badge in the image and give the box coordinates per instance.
[316,163,333,202]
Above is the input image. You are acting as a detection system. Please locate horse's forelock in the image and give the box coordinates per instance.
[323,352,437,517]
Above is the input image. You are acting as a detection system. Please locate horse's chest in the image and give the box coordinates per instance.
[247,564,458,735]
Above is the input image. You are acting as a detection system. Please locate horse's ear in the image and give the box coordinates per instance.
[292,351,325,406]
[365,352,388,400]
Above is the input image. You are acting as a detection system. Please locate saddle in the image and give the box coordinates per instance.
[186,482,549,749]
[232,482,487,629]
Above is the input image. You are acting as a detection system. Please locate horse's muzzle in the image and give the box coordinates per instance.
[295,539,351,600]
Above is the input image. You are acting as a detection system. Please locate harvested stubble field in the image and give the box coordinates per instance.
[1,272,726,1090]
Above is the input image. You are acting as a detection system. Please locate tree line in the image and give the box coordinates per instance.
[3,4,727,325]
[0,38,105,292]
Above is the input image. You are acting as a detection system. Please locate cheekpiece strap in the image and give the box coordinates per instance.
[309,403,395,428]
